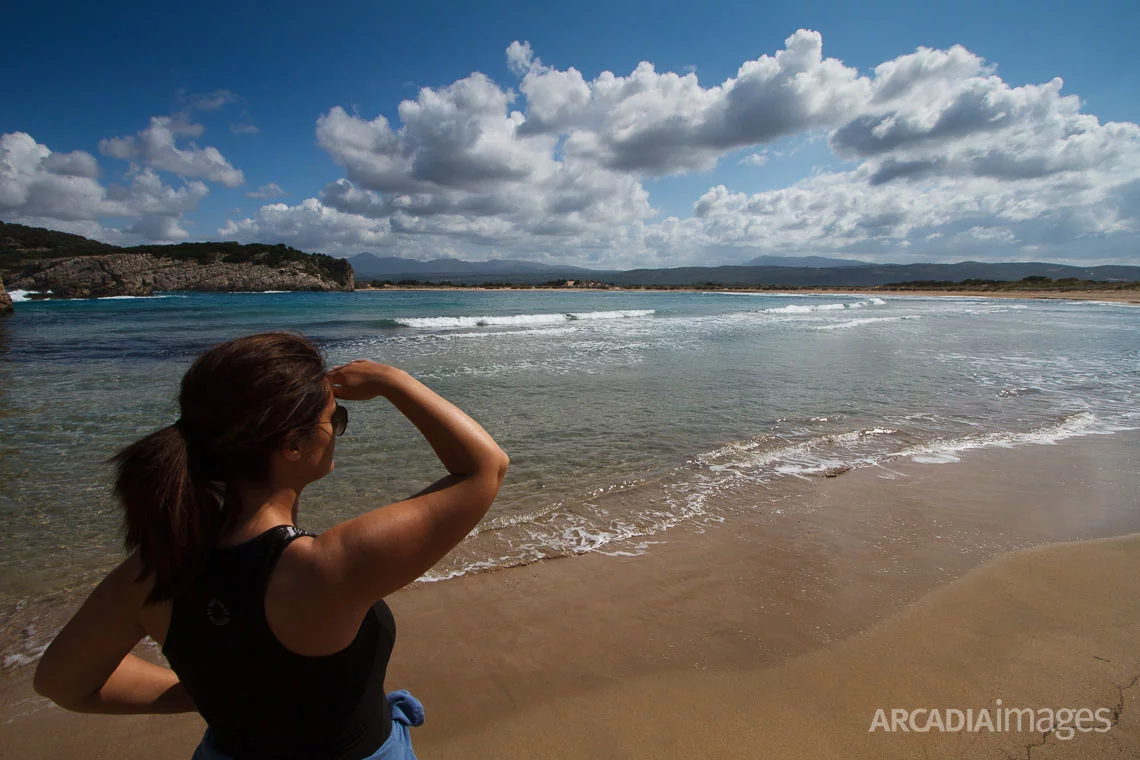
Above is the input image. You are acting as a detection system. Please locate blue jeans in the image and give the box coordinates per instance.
[191,690,424,760]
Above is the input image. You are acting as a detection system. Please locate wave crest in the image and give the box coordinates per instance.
[759,298,887,314]
[394,309,654,329]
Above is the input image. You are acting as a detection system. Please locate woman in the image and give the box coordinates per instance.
[32,332,510,759]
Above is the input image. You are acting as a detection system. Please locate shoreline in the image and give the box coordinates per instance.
[2,430,1138,758]
[354,284,1140,303]
[770,287,1140,303]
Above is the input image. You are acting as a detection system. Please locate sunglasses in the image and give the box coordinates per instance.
[331,404,348,437]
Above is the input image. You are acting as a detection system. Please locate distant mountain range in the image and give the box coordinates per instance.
[347,252,604,279]
[603,261,1140,287]
[349,251,1140,287]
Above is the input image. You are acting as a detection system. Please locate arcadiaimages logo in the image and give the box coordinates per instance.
[869,699,1114,740]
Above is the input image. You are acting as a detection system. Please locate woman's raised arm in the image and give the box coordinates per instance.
[300,361,509,613]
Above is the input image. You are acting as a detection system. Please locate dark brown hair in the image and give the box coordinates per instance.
[112,332,329,603]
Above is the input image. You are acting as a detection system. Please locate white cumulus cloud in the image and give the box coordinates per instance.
[219,198,391,252]
[99,116,244,187]
[1,131,210,243]
[258,30,1138,265]
[517,30,869,174]
[830,45,1140,188]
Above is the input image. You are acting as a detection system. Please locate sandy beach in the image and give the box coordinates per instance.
[2,427,1138,758]
[775,287,1140,304]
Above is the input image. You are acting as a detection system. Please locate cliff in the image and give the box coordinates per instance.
[0,274,12,315]
[8,253,353,299]
[1,222,353,298]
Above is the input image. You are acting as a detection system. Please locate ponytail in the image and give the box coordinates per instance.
[112,332,328,603]
[112,423,225,603]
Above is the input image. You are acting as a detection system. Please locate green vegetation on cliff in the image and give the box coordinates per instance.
[0,223,116,266]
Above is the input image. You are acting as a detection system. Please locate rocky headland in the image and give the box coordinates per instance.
[1,222,354,300]
[8,253,354,299]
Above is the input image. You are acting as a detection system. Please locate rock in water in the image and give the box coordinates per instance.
[0,275,13,315]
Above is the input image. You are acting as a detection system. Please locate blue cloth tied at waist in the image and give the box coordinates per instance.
[387,690,425,729]
[363,690,424,760]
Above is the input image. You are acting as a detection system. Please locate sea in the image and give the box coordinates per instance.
[1,289,1138,669]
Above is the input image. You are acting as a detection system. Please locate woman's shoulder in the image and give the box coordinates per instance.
[109,550,155,604]
[265,534,375,656]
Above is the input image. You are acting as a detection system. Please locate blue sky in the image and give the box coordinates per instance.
[3,0,1139,267]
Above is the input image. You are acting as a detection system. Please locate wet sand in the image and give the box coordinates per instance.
[1,432,1138,758]
[421,532,1140,759]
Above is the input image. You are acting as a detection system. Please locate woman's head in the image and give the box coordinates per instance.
[114,332,333,602]
[176,332,332,482]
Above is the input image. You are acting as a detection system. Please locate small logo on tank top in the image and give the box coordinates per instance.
[206,598,230,626]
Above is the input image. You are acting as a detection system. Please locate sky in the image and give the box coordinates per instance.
[2,0,1139,268]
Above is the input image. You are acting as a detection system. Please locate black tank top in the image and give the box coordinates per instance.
[163,525,397,760]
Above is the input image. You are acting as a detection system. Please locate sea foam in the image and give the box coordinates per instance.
[759,298,887,314]
[899,412,1114,464]
[394,309,654,329]
[817,316,919,330]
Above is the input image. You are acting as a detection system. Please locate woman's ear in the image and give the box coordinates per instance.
[281,431,303,462]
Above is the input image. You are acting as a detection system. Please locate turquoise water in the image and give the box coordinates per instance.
[1,290,1138,660]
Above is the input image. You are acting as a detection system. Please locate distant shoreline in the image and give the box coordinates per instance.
[355,284,1140,303]
[10,284,1139,305]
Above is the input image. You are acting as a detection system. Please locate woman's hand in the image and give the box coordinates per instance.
[327,360,506,481]
[327,360,403,401]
